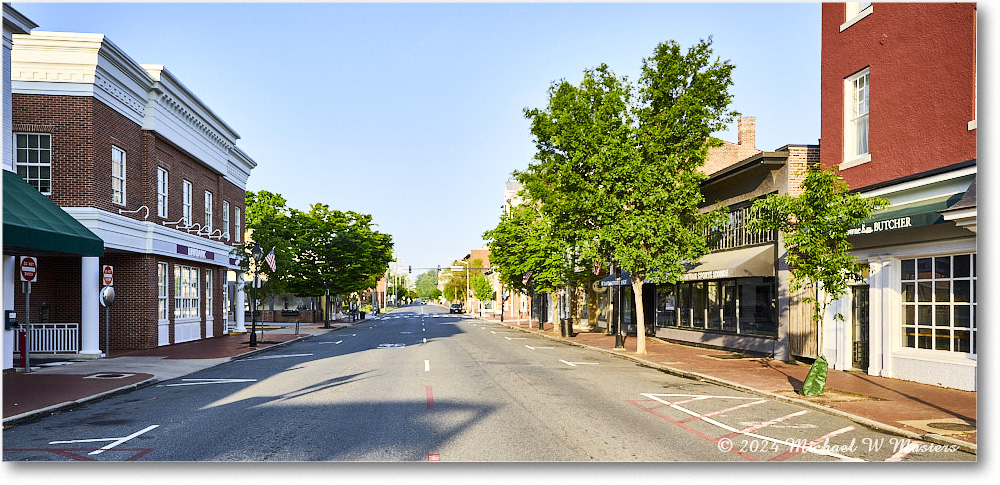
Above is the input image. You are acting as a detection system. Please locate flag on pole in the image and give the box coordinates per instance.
[264,247,277,272]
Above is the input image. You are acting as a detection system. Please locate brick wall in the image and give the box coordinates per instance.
[785,145,820,197]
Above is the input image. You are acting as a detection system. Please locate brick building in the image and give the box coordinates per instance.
[819,3,976,390]
[6,30,256,360]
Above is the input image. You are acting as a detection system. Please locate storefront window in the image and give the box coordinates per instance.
[902,253,976,354]
[658,277,776,337]
[654,286,675,327]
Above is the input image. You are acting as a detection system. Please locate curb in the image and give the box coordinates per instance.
[489,318,977,456]
[3,334,315,427]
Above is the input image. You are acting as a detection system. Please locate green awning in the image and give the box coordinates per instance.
[3,170,104,256]
[848,192,964,237]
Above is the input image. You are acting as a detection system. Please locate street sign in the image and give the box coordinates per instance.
[20,256,37,282]
[102,265,114,286]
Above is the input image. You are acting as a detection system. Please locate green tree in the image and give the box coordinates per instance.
[748,167,889,351]
[484,203,568,293]
[240,190,294,303]
[414,270,439,299]
[471,274,493,303]
[516,38,737,354]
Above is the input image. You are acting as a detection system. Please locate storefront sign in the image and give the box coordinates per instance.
[176,244,215,261]
[683,269,730,281]
[848,216,915,235]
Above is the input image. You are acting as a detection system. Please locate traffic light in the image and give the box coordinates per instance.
[408,265,412,274]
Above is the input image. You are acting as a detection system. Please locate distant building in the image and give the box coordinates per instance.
[820,3,976,390]
[8,30,256,355]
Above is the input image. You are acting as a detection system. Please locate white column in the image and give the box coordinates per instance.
[234,273,246,333]
[80,257,101,356]
[3,255,15,370]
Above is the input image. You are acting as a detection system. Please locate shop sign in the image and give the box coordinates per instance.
[682,269,730,281]
[176,244,215,261]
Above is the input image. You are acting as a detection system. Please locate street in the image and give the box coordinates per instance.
[2,304,975,462]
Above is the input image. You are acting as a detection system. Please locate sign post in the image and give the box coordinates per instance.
[100,265,114,358]
[20,257,37,372]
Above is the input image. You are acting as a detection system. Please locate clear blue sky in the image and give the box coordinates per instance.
[12,1,823,276]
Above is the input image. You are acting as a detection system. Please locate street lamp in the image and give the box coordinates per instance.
[249,242,263,348]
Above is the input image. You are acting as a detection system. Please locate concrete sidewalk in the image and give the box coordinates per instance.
[2,321,350,426]
[484,316,976,454]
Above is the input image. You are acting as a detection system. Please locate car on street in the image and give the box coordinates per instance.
[449,303,463,314]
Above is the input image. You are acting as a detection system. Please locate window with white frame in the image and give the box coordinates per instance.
[235,207,242,243]
[174,265,200,319]
[182,180,192,226]
[157,168,169,218]
[158,262,169,320]
[112,146,127,205]
[15,133,52,194]
[901,254,976,354]
[205,269,214,320]
[841,2,873,31]
[844,68,870,166]
[222,201,231,240]
[204,191,213,233]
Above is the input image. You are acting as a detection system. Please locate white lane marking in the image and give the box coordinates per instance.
[400,331,413,334]
[318,340,343,345]
[559,359,599,367]
[423,338,427,343]
[504,336,527,340]
[247,353,313,361]
[525,345,553,350]
[50,425,160,455]
[158,378,257,387]
[425,360,430,372]
[377,343,406,348]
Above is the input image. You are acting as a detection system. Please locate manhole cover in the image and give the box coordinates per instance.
[85,373,135,379]
[927,422,976,432]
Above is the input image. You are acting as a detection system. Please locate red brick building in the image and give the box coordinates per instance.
[6,31,256,360]
[820,3,976,390]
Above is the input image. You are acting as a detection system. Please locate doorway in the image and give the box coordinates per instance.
[852,285,870,371]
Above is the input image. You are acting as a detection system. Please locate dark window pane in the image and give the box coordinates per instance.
[954,306,970,328]
[16,166,26,178]
[17,149,26,163]
[918,306,932,326]
[40,150,50,164]
[39,135,49,149]
[39,181,50,193]
[917,327,932,349]
[28,150,38,163]
[28,134,38,148]
[902,283,915,302]
[935,281,950,302]
[904,305,915,325]
[917,258,933,279]
[706,282,721,330]
[973,254,976,277]
[954,330,970,353]
[934,257,950,279]
[16,134,27,147]
[902,259,915,280]
[935,305,950,327]
[954,280,970,303]
[935,329,951,351]
[721,282,737,332]
[692,282,705,328]
[917,282,933,302]
[904,326,915,348]
[953,254,970,278]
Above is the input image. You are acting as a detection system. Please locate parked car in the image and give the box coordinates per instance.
[449,303,463,314]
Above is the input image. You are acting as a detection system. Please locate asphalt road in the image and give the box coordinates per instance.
[2,304,976,462]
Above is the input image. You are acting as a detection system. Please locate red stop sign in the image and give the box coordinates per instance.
[102,265,114,286]
[20,257,37,282]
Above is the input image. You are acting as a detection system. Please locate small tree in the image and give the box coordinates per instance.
[749,166,889,339]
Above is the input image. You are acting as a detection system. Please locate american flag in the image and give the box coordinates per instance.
[264,247,277,272]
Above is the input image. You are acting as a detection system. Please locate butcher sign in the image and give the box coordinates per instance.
[102,265,114,286]
[20,257,38,283]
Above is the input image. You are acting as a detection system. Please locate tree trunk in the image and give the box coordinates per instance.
[632,278,647,354]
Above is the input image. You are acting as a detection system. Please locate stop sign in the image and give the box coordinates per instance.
[102,265,114,286]
[20,257,37,282]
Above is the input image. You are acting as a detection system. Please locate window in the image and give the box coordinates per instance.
[157,168,169,218]
[14,133,52,194]
[174,265,200,319]
[234,207,242,243]
[902,254,976,354]
[158,262,169,320]
[204,191,213,233]
[222,201,231,240]
[667,277,776,337]
[182,180,192,226]
[205,269,214,320]
[112,146,126,205]
[844,68,870,167]
[841,2,873,32]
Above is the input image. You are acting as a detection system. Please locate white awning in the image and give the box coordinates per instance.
[683,245,774,281]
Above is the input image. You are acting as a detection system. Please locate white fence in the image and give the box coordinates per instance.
[11,323,80,353]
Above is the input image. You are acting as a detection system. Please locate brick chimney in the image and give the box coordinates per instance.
[738,116,756,148]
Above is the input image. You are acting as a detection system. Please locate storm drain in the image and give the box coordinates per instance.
[84,373,136,379]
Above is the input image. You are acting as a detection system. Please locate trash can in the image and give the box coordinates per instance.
[560,317,575,337]
[359,311,366,320]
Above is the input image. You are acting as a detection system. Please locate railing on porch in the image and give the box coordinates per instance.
[11,323,80,353]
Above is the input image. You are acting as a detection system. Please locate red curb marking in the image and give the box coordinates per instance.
[5,448,153,461]
[426,385,434,410]
[428,453,441,461]
[628,400,759,461]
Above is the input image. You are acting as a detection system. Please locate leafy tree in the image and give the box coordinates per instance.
[414,270,439,298]
[471,274,493,303]
[515,38,736,354]
[748,167,889,350]
[240,190,294,304]
[483,203,568,294]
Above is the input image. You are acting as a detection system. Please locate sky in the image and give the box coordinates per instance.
[11,1,824,277]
